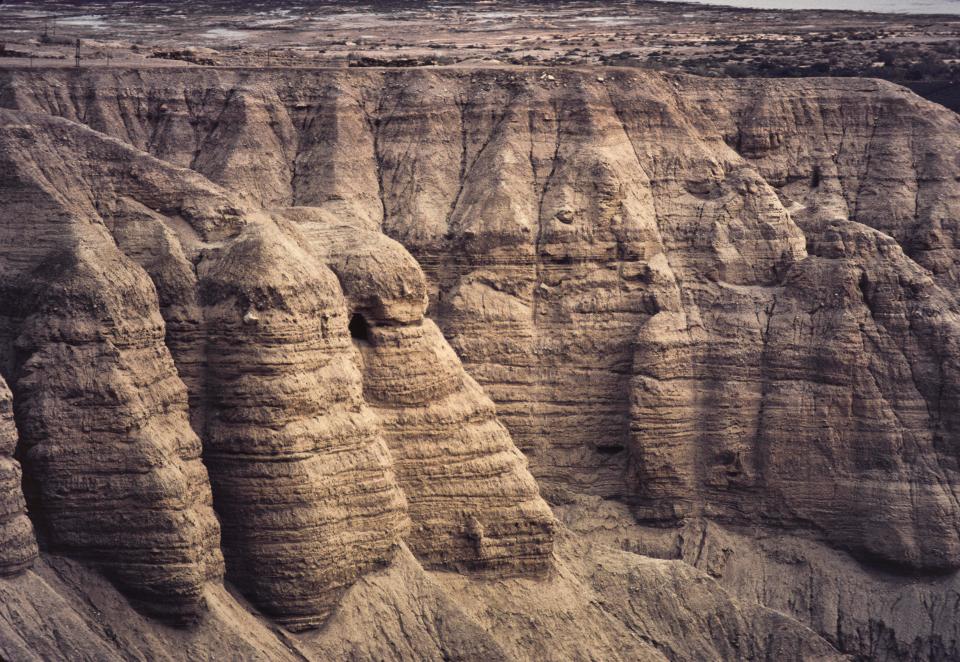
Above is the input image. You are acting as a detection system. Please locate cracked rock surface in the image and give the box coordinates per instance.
[0,66,958,659]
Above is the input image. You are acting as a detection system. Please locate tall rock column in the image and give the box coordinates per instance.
[199,221,409,630]
[10,241,223,621]
[300,219,557,574]
[0,376,37,576]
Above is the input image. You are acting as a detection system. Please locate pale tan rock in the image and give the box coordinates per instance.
[0,103,559,633]
[558,495,960,662]
[4,240,223,621]
[0,110,225,620]
[0,377,36,576]
[1,66,958,659]
[197,220,409,630]
[295,219,557,574]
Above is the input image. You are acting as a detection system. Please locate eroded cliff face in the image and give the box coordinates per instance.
[0,378,36,577]
[0,116,226,620]
[0,101,843,661]
[302,220,556,574]
[0,103,564,636]
[0,66,957,659]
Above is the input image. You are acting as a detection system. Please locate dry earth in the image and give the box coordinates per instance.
[0,4,958,661]
[1,0,959,110]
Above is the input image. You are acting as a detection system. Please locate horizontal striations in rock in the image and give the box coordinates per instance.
[763,222,960,569]
[0,103,556,630]
[363,320,556,573]
[630,217,960,570]
[677,77,960,291]
[97,196,211,433]
[374,74,481,250]
[7,242,223,621]
[361,74,676,499]
[0,376,37,576]
[0,111,224,619]
[10,69,957,575]
[198,220,409,630]
[310,223,556,574]
[3,67,960,656]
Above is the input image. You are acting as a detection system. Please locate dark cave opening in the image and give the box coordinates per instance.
[349,312,371,342]
[595,443,624,455]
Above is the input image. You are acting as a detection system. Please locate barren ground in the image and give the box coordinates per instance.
[2,0,959,110]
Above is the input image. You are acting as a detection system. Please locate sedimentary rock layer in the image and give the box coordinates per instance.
[198,221,409,629]
[302,220,556,574]
[0,109,225,620]
[1,67,958,658]
[7,68,954,576]
[0,377,36,576]
[3,242,223,620]
[0,103,558,631]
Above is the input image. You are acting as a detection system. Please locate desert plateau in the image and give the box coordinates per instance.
[0,1,959,660]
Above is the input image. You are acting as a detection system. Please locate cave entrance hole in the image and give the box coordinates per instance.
[349,312,371,343]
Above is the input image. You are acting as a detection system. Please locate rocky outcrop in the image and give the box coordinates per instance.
[300,219,556,574]
[1,67,958,658]
[0,110,225,620]
[198,221,408,630]
[675,77,960,292]
[0,105,559,636]
[10,240,226,616]
[631,218,960,570]
[6,240,224,622]
[11,67,953,574]
[0,377,36,576]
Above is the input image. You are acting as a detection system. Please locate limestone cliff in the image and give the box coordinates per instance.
[0,378,36,577]
[0,112,225,620]
[0,103,565,635]
[301,219,556,574]
[0,66,958,659]
[0,101,842,660]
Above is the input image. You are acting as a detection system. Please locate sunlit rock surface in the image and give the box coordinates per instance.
[1,67,958,659]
